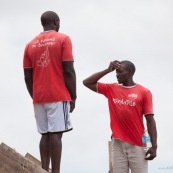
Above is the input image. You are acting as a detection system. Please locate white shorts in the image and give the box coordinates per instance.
[34,101,73,134]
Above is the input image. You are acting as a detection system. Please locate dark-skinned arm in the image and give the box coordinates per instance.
[83,69,110,92]
[24,68,33,98]
[62,61,76,112]
[145,114,157,160]
[83,61,121,92]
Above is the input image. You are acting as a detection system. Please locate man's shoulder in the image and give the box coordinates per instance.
[25,33,42,45]
[26,32,70,45]
[56,32,71,42]
[57,32,69,37]
[136,84,151,93]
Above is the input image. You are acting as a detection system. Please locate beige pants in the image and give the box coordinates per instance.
[112,138,148,173]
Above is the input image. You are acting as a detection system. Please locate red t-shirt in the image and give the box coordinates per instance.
[23,31,73,103]
[97,83,154,146]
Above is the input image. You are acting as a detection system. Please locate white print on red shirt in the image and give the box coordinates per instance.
[113,98,136,106]
[37,47,50,67]
[32,37,56,48]
[113,93,138,107]
[128,93,138,100]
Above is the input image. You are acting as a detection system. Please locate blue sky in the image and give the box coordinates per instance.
[0,0,173,172]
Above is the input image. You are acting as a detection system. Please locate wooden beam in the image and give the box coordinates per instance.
[25,153,51,173]
[0,143,48,173]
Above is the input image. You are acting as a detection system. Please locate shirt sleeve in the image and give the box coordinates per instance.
[143,90,154,115]
[23,44,32,68]
[97,82,108,97]
[62,36,74,61]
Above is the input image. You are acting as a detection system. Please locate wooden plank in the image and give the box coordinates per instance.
[108,141,113,173]
[0,143,48,173]
[25,153,42,167]
[25,153,51,173]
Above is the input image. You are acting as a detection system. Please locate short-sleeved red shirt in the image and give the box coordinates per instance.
[23,31,73,103]
[97,83,154,146]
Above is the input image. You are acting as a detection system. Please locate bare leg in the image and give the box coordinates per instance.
[40,133,51,171]
[50,132,63,173]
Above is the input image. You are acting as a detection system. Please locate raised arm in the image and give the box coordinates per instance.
[145,114,157,160]
[62,61,76,112]
[83,69,110,92]
[83,61,121,92]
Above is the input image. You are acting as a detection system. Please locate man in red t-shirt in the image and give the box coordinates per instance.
[83,60,157,173]
[23,11,76,173]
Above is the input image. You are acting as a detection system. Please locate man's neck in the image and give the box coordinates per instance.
[122,80,136,87]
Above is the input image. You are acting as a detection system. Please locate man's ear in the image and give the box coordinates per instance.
[54,19,60,27]
[128,69,133,76]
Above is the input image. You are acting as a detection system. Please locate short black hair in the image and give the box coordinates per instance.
[41,11,59,27]
[121,60,136,75]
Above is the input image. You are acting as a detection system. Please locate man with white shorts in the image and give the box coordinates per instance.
[23,11,76,173]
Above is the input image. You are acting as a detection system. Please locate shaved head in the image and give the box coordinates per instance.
[41,11,60,27]
[121,60,136,75]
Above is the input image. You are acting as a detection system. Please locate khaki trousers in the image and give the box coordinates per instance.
[112,138,148,173]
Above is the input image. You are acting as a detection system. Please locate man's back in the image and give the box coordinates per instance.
[23,30,74,103]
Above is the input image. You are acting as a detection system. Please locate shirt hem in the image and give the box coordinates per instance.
[111,136,143,147]
[33,99,71,104]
